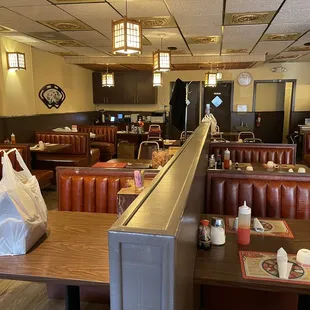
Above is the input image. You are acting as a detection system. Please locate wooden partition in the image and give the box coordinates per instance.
[109,122,210,310]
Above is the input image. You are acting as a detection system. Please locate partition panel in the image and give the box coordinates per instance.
[109,122,210,310]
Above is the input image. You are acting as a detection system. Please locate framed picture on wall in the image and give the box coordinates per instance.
[237,104,248,113]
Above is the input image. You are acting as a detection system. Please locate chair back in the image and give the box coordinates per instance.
[138,141,159,159]
[180,131,194,142]
[244,138,263,143]
[148,124,162,140]
[238,131,255,141]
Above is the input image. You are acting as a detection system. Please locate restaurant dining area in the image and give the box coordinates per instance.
[1,0,310,310]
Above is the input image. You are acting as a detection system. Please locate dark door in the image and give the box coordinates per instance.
[203,82,232,132]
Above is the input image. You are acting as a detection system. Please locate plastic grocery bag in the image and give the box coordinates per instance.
[0,149,47,256]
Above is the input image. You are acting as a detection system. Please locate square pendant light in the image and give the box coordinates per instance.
[7,52,26,70]
[204,72,217,87]
[216,72,223,80]
[153,50,171,72]
[112,17,142,55]
[153,72,163,87]
[102,72,114,87]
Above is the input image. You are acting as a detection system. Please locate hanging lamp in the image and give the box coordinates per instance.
[204,72,217,87]
[153,72,163,87]
[102,64,114,87]
[216,71,223,80]
[153,37,171,72]
[112,0,142,55]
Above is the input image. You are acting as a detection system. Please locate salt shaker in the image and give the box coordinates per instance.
[210,217,226,246]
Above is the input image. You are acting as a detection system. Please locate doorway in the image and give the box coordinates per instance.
[203,82,233,132]
[253,80,296,143]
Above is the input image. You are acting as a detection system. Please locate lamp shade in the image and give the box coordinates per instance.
[153,72,163,87]
[102,72,114,87]
[7,52,26,70]
[112,17,142,55]
[153,50,171,72]
[204,72,217,87]
[216,72,223,80]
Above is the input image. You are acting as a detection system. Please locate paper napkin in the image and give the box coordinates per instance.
[277,248,292,279]
[253,218,264,232]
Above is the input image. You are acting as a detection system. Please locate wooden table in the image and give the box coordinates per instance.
[209,163,310,174]
[107,158,153,168]
[0,211,117,310]
[194,215,310,308]
[30,143,71,153]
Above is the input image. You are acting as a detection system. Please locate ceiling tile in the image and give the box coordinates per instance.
[143,28,185,49]
[174,15,222,28]
[251,41,293,55]
[30,41,72,52]
[222,49,249,55]
[165,0,223,16]
[0,0,50,6]
[0,32,41,43]
[0,8,54,33]
[50,0,105,3]
[179,26,222,37]
[261,33,301,41]
[10,5,72,21]
[294,53,310,62]
[190,43,221,55]
[58,3,120,38]
[109,0,169,17]
[223,25,266,43]
[266,23,310,35]
[39,19,92,31]
[272,51,305,61]
[226,0,283,13]
[60,30,108,41]
[27,31,70,40]
[65,46,106,56]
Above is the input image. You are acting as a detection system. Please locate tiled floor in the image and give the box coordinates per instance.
[0,188,110,310]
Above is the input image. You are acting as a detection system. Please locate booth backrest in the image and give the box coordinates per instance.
[206,170,310,219]
[210,142,296,164]
[35,131,90,156]
[56,167,158,213]
[304,132,310,155]
[0,145,31,178]
[78,125,117,144]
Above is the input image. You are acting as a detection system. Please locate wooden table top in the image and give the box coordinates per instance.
[108,158,153,166]
[118,179,153,195]
[194,215,310,294]
[208,163,310,174]
[30,144,71,153]
[0,211,116,286]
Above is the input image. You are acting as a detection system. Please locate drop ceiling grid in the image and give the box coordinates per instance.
[190,43,221,56]
[0,8,54,32]
[0,0,50,6]
[57,3,121,39]
[8,4,73,20]
[251,41,293,55]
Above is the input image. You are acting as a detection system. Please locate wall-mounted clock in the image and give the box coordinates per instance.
[237,72,252,86]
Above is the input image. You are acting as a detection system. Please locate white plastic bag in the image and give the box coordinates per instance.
[0,149,47,256]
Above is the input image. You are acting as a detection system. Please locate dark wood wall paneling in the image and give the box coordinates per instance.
[290,111,310,132]
[0,111,100,143]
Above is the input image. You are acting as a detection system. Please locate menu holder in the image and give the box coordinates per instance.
[239,251,310,285]
[225,217,294,238]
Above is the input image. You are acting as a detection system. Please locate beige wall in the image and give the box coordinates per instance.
[156,63,310,113]
[255,82,285,112]
[0,37,94,117]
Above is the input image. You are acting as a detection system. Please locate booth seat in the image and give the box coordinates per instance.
[210,142,296,164]
[304,132,310,167]
[34,132,99,183]
[78,125,117,162]
[0,144,53,189]
[206,170,310,219]
[56,167,158,213]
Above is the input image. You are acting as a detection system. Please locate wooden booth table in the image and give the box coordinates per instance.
[194,215,310,310]
[107,158,153,169]
[0,211,116,310]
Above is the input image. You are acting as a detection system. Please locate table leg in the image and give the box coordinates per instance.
[298,295,310,310]
[65,285,80,310]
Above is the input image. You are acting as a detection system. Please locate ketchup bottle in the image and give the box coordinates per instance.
[238,201,251,245]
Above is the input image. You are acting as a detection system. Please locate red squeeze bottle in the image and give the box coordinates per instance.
[238,201,251,245]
